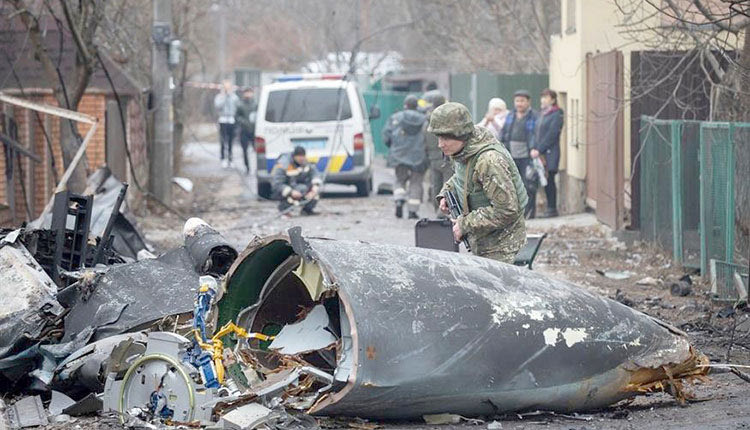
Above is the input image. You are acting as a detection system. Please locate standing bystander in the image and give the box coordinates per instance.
[214,79,239,168]
[476,98,508,140]
[500,90,537,218]
[235,87,258,175]
[383,95,427,219]
[532,89,564,218]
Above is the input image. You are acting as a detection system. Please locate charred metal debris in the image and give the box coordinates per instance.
[1,202,714,428]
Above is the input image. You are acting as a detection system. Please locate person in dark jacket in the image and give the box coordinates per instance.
[532,89,564,218]
[500,90,537,218]
[383,94,427,219]
[271,146,321,215]
[235,87,257,175]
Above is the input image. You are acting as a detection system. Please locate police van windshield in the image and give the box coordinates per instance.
[265,88,352,122]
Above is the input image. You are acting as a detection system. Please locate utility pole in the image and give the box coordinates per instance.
[218,0,227,79]
[150,0,173,205]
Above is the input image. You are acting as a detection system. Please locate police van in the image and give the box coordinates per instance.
[254,74,378,198]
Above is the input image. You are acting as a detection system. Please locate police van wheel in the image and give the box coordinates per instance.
[356,178,372,197]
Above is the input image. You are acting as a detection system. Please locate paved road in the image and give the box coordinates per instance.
[135,142,750,430]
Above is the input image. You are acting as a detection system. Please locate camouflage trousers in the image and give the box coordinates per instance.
[476,249,518,264]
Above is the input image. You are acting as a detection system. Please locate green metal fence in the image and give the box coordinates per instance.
[363,90,408,155]
[639,116,750,274]
[450,73,548,120]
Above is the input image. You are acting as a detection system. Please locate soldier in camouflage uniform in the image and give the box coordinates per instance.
[428,102,527,263]
[420,91,454,216]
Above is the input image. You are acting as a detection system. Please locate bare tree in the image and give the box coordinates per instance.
[8,0,108,192]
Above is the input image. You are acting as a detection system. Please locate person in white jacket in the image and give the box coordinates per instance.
[214,80,240,168]
[476,98,508,140]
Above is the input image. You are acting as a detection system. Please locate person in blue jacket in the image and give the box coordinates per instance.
[500,90,537,218]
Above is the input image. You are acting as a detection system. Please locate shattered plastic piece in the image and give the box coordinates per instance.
[6,396,48,429]
[596,269,634,280]
[29,167,149,260]
[0,243,62,379]
[269,305,337,355]
[103,332,218,425]
[423,414,462,424]
[48,391,76,416]
[0,399,9,430]
[219,403,274,430]
[220,232,709,419]
[60,225,234,343]
[0,229,21,245]
[49,414,72,424]
[636,276,658,286]
[61,393,103,417]
[172,177,194,193]
[52,333,147,395]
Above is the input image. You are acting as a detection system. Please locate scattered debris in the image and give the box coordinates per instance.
[636,276,659,286]
[61,393,103,417]
[219,403,275,429]
[173,177,195,193]
[423,414,483,425]
[596,269,635,280]
[613,289,635,307]
[48,391,76,416]
[6,396,47,429]
[486,420,503,429]
[671,280,693,297]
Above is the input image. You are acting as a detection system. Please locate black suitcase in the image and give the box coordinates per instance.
[414,218,459,252]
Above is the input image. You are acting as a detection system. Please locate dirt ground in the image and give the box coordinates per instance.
[124,141,750,430]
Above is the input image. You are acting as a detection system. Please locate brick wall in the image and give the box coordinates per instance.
[0,93,108,226]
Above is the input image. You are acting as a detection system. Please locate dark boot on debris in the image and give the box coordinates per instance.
[408,211,419,219]
[395,201,404,218]
[541,209,559,218]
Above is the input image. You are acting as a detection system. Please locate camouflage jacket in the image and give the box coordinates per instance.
[439,126,527,258]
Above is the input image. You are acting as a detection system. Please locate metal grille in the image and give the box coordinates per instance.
[639,117,748,274]
[700,123,733,274]
[639,117,674,254]
[680,121,702,268]
[710,259,749,304]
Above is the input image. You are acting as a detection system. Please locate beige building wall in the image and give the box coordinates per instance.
[550,0,741,214]
[549,0,675,212]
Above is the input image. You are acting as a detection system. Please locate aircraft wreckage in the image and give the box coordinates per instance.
[101,227,708,424]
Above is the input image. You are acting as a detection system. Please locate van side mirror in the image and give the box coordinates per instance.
[369,105,381,120]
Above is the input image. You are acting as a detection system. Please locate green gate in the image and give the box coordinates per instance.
[363,90,408,155]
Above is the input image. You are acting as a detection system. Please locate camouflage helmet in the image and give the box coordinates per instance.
[427,102,474,137]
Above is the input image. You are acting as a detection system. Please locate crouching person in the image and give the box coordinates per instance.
[271,146,321,215]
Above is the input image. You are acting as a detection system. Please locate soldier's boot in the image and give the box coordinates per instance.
[408,211,419,219]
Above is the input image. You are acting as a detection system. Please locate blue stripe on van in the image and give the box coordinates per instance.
[266,156,355,173]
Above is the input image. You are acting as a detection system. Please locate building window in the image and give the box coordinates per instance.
[569,98,580,148]
[566,0,577,34]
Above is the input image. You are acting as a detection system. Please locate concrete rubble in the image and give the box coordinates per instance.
[0,176,714,428]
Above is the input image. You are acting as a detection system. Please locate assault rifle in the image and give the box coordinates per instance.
[445,190,471,252]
